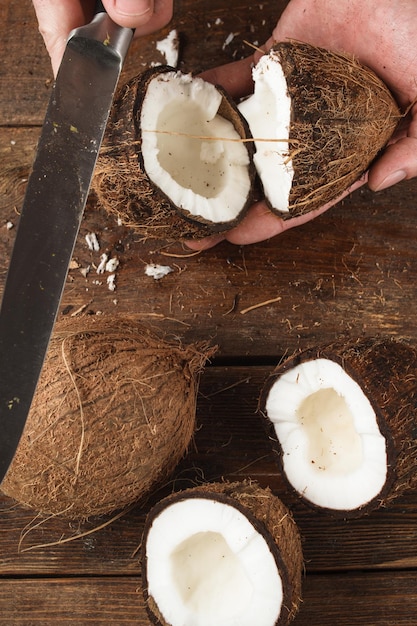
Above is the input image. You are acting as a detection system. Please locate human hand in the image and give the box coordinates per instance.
[187,0,417,249]
[32,0,173,77]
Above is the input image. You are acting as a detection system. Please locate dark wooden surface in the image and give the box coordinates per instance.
[1,1,417,624]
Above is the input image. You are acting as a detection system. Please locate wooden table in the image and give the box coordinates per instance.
[1,1,417,624]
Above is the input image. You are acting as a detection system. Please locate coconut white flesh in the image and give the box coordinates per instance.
[145,498,283,626]
[238,50,293,212]
[265,358,387,511]
[140,72,251,224]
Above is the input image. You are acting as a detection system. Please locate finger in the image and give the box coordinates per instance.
[199,56,256,99]
[224,201,328,246]
[184,202,299,250]
[185,176,367,250]
[230,178,369,245]
[226,178,368,245]
[32,0,88,77]
[185,233,226,251]
[369,105,417,190]
[103,0,173,34]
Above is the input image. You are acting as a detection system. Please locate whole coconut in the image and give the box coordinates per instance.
[1,315,215,519]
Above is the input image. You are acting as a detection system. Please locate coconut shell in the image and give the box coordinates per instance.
[260,337,417,517]
[268,42,401,218]
[142,480,303,625]
[92,66,254,239]
[1,315,215,519]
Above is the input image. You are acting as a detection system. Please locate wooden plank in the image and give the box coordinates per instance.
[0,571,416,625]
[1,1,417,623]
[1,127,417,359]
[0,577,148,625]
[0,0,289,126]
[1,367,416,576]
[295,572,417,625]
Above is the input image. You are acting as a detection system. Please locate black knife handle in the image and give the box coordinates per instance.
[95,0,106,14]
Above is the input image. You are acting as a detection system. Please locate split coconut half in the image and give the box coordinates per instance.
[93,65,254,239]
[260,338,417,517]
[142,481,303,626]
[1,315,215,519]
[93,41,400,239]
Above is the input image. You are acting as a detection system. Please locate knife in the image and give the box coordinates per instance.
[0,3,134,483]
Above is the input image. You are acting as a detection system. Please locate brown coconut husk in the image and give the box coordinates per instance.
[92,66,206,241]
[1,315,216,520]
[260,337,417,517]
[272,42,401,217]
[142,480,303,625]
[92,66,254,240]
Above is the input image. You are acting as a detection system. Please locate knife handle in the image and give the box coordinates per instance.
[68,4,134,62]
[94,0,106,14]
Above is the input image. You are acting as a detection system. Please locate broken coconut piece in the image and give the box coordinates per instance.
[260,338,417,517]
[140,69,254,228]
[1,315,216,520]
[238,41,400,218]
[142,481,303,626]
[93,42,400,239]
[93,69,216,241]
[92,66,255,239]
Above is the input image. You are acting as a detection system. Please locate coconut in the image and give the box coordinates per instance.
[1,315,215,519]
[92,66,255,239]
[260,337,417,517]
[238,41,400,217]
[93,41,400,238]
[142,480,303,626]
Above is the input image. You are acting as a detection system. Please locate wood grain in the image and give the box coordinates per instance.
[1,0,417,624]
[0,368,416,577]
[1,572,416,625]
[1,127,416,359]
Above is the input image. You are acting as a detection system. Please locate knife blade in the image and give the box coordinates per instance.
[0,7,133,483]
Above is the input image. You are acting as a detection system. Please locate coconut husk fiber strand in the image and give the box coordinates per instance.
[92,68,210,241]
[1,315,216,519]
[92,66,253,239]
[275,42,400,217]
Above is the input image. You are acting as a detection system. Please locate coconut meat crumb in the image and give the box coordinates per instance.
[265,358,387,511]
[156,29,179,68]
[141,72,251,224]
[85,232,100,251]
[238,51,294,212]
[96,253,108,274]
[107,274,116,291]
[145,263,173,280]
[145,498,283,626]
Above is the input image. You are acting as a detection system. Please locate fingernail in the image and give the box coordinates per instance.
[114,0,153,17]
[374,169,406,192]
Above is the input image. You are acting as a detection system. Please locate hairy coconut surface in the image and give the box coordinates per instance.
[92,66,254,239]
[260,337,417,517]
[239,41,401,218]
[92,67,209,241]
[1,315,215,519]
[142,480,303,626]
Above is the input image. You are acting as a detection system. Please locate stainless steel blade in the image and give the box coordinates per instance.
[0,13,133,482]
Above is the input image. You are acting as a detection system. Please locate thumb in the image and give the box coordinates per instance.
[102,0,154,27]
[369,104,417,191]
[103,0,173,36]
